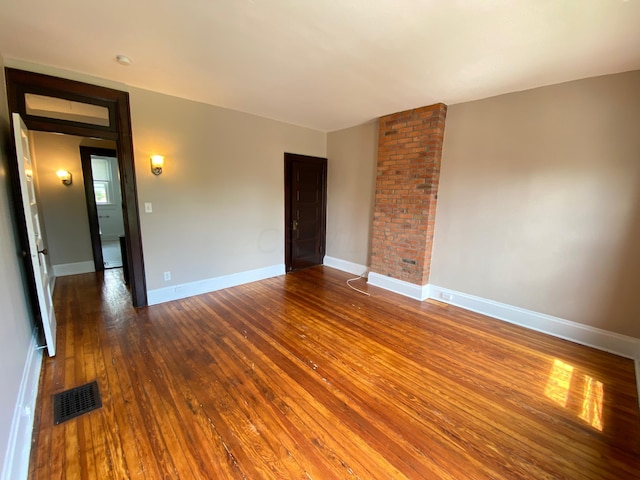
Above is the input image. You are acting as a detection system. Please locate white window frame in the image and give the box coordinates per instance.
[93,180,110,205]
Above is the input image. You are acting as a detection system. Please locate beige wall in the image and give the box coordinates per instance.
[1,61,327,292]
[0,55,36,471]
[0,60,325,469]
[326,121,378,266]
[431,70,640,338]
[129,87,326,290]
[30,132,115,267]
[12,60,639,341]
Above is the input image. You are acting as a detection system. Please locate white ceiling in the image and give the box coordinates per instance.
[1,0,639,132]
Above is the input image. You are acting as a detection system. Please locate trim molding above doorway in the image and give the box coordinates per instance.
[5,68,147,307]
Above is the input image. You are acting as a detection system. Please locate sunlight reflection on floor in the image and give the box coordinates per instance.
[544,359,603,431]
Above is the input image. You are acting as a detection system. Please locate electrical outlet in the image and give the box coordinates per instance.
[163,271,171,281]
[441,292,453,301]
[145,202,153,213]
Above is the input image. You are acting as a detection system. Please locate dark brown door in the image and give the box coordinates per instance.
[285,153,327,272]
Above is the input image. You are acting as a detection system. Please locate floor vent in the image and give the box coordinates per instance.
[53,381,102,425]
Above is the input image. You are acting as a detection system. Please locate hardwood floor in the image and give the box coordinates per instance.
[29,267,640,479]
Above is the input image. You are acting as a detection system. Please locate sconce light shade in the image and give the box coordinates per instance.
[150,155,164,176]
[56,170,72,186]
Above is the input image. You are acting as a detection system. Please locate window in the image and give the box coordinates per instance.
[25,93,110,127]
[91,157,113,205]
[93,182,109,204]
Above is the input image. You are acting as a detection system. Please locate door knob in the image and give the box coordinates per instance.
[292,220,299,231]
[38,248,48,255]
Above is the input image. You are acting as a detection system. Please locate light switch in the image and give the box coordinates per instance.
[144,202,152,213]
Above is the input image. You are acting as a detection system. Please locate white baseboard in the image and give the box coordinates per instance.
[309,265,640,397]
[147,264,286,305]
[1,336,43,480]
[52,261,95,277]
[428,284,640,361]
[323,256,368,277]
[367,272,430,301]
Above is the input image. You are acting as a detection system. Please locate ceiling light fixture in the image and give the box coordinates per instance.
[115,54,132,66]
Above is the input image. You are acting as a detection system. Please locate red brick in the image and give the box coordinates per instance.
[370,103,447,286]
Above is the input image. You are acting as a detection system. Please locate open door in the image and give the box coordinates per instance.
[13,113,57,357]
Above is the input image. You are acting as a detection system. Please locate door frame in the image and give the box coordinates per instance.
[5,68,148,307]
[80,146,119,272]
[284,152,327,272]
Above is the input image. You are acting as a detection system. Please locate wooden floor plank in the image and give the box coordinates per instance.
[207,289,463,479]
[186,294,412,480]
[29,267,640,479]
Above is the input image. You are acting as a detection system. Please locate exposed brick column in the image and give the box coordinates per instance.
[370,103,447,286]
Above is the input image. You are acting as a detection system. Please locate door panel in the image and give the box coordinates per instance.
[285,153,327,271]
[13,113,57,357]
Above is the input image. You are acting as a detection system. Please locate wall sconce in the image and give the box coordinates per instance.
[150,155,164,176]
[56,170,72,186]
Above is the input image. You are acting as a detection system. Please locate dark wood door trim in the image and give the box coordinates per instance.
[5,68,147,307]
[80,146,118,272]
[284,152,327,272]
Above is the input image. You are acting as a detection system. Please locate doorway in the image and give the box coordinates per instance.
[284,152,327,271]
[80,146,125,272]
[5,67,147,307]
